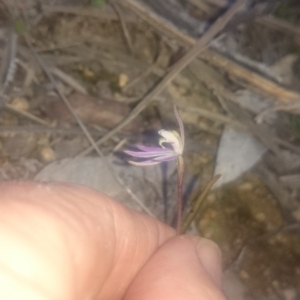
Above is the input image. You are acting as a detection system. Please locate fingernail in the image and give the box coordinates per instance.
[192,237,223,288]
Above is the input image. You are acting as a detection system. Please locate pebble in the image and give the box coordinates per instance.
[119,73,129,88]
[40,147,56,162]
[239,270,250,280]
[254,212,266,222]
[238,182,254,191]
[292,208,300,222]
[9,97,29,111]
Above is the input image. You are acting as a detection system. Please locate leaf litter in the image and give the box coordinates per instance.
[0,0,300,299]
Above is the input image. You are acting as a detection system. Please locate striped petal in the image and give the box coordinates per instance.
[124,149,174,158]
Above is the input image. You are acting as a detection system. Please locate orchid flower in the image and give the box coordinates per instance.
[124,104,185,234]
[124,105,184,166]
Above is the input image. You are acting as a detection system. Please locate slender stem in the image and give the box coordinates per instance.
[176,156,184,235]
[181,174,221,233]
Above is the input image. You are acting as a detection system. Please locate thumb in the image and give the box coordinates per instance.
[124,236,226,300]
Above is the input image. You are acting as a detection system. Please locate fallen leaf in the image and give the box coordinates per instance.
[213,126,266,188]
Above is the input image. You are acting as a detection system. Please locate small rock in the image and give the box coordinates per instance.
[40,146,56,162]
[238,182,253,191]
[119,73,129,88]
[292,208,300,222]
[9,97,29,111]
[254,212,266,222]
[239,270,250,280]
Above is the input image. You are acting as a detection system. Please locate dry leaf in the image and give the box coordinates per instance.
[214,126,266,188]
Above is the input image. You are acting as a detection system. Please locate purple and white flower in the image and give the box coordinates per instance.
[124,105,184,166]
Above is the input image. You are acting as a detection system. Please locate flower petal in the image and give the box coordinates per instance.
[128,160,161,166]
[158,130,183,155]
[135,145,170,152]
[128,154,178,166]
[124,149,174,158]
[153,154,178,162]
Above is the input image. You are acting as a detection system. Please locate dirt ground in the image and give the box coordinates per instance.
[0,0,300,299]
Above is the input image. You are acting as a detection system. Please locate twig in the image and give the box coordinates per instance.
[256,101,300,124]
[182,174,221,233]
[0,125,105,136]
[0,31,18,104]
[4,104,52,126]
[212,41,284,83]
[42,4,132,21]
[37,42,82,53]
[110,1,134,54]
[188,0,215,15]
[50,67,87,94]
[202,0,228,7]
[201,49,300,103]
[121,0,196,46]
[24,35,154,217]
[257,15,300,40]
[78,0,245,157]
[112,138,127,152]
[177,104,244,129]
[122,66,154,92]
[16,59,39,87]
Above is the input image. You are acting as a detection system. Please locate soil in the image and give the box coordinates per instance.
[0,1,299,299]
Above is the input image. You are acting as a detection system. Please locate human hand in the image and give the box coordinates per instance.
[0,182,225,300]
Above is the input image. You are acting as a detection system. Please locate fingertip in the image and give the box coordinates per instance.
[191,236,223,288]
[124,235,226,300]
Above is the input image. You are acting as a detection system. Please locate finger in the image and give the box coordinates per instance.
[192,236,223,288]
[124,235,226,300]
[0,182,174,300]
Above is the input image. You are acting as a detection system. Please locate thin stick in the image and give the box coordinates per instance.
[182,174,221,233]
[4,104,52,126]
[0,125,105,136]
[42,4,128,21]
[78,0,245,157]
[0,31,18,104]
[122,66,153,92]
[110,1,134,54]
[50,67,87,94]
[178,104,244,129]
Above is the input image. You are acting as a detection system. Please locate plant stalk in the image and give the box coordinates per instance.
[181,174,221,233]
[176,155,184,235]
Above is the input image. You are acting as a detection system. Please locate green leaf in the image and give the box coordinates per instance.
[91,0,105,7]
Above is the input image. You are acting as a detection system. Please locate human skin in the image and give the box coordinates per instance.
[0,182,226,300]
